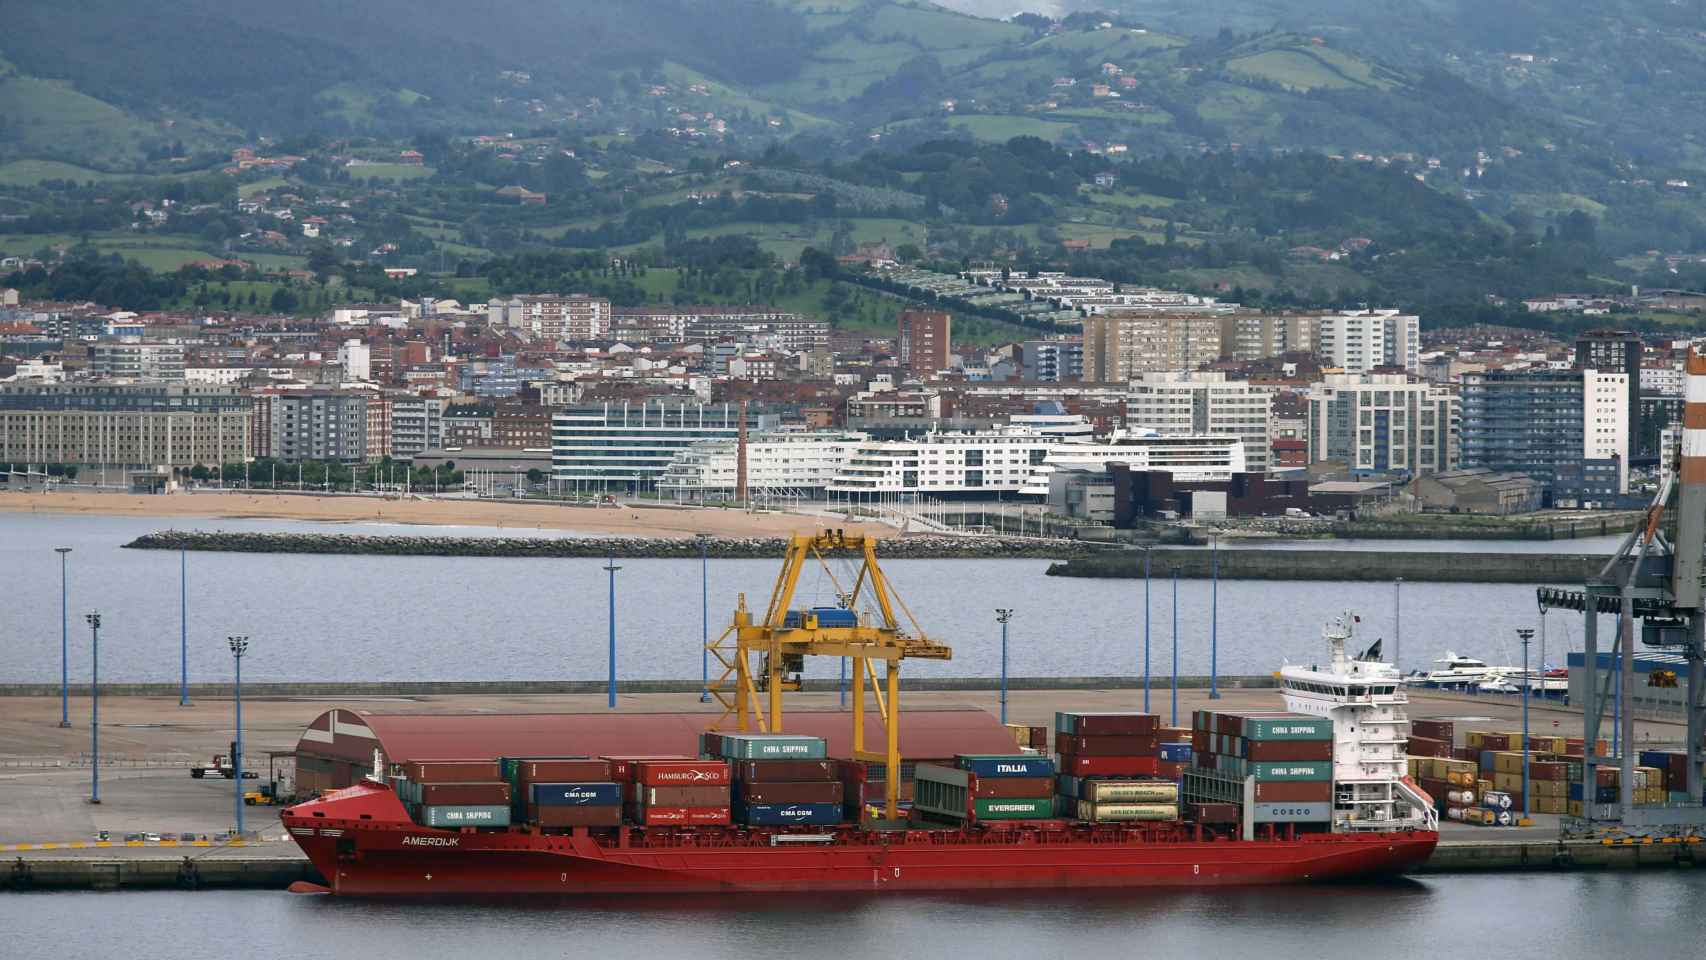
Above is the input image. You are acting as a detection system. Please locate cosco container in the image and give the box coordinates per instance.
[712,734,828,761]
[954,755,1054,778]
[1250,802,1331,823]
[531,782,622,806]
[736,801,843,826]
[420,804,511,828]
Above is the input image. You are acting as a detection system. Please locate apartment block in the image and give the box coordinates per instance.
[1082,312,1222,382]
[0,382,249,468]
[1126,372,1272,472]
[1316,310,1420,374]
[1305,374,1458,475]
[898,310,952,375]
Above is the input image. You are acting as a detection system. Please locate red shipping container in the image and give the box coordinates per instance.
[1411,719,1455,743]
[529,805,622,828]
[734,760,837,782]
[1529,761,1566,782]
[634,760,730,786]
[1453,746,1479,762]
[519,759,611,782]
[1066,713,1159,737]
[1480,734,1511,752]
[1245,740,1333,762]
[632,806,731,826]
[1670,754,1691,785]
[643,785,731,806]
[1028,727,1049,749]
[739,781,844,804]
[1407,736,1452,759]
[1156,760,1187,779]
[1253,780,1334,803]
[1159,727,1192,743]
[405,760,501,783]
[969,777,1053,799]
[419,782,511,805]
[1057,733,1160,757]
[1192,730,1211,754]
[602,756,694,782]
[1189,802,1239,824]
[1059,755,1160,778]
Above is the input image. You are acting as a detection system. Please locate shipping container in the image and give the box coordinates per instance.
[420,804,511,828]
[1254,780,1334,803]
[1055,712,1160,737]
[1188,801,1240,824]
[734,759,837,782]
[1055,733,1160,757]
[711,733,828,761]
[602,756,694,782]
[1198,757,1332,781]
[1411,719,1454,742]
[518,759,611,783]
[404,760,502,783]
[738,780,843,804]
[642,785,732,807]
[419,782,511,806]
[1058,755,1160,778]
[629,805,731,826]
[1251,802,1332,824]
[955,755,1055,779]
[528,804,622,828]
[1159,742,1193,763]
[634,760,731,786]
[531,782,622,807]
[1077,801,1178,822]
[972,797,1053,820]
[970,776,1054,799]
[736,801,843,826]
[1079,780,1179,803]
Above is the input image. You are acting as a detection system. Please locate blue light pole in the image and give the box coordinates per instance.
[1517,628,1533,821]
[228,636,248,836]
[697,534,711,703]
[1209,533,1219,700]
[1171,567,1179,726]
[996,609,1013,724]
[604,554,621,709]
[180,548,190,707]
[1142,546,1152,714]
[85,612,101,804]
[55,547,71,728]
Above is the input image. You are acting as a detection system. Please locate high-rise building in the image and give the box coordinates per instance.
[364,392,391,463]
[257,391,369,464]
[337,339,372,382]
[1126,372,1272,472]
[390,395,448,459]
[1218,314,1319,362]
[1305,374,1458,475]
[0,382,249,468]
[1576,330,1641,455]
[550,399,773,492]
[1459,368,1628,499]
[1082,312,1222,382]
[1316,310,1420,375]
[1018,340,1084,382]
[88,342,186,381]
[488,294,612,342]
[898,310,952,375]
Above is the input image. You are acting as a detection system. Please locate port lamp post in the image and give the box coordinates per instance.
[995,609,1013,724]
[55,547,72,728]
[85,612,101,804]
[1209,533,1219,699]
[1394,577,1403,674]
[604,553,621,710]
[1171,567,1179,727]
[697,534,712,703]
[1517,627,1533,821]
[1141,545,1152,714]
[180,547,190,707]
[229,636,248,837]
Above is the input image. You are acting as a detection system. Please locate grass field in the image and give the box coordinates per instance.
[0,159,130,186]
[1227,50,1359,91]
[238,177,289,198]
[0,75,162,168]
[345,163,436,182]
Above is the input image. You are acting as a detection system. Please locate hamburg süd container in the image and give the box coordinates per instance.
[634,760,732,786]
[420,805,512,828]
[629,805,731,826]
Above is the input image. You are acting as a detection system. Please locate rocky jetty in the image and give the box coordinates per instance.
[123,530,1102,560]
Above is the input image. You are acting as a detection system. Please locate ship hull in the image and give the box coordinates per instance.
[286,787,1436,897]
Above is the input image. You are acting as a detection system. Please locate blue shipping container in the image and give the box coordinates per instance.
[532,782,622,806]
[737,801,843,826]
[1159,743,1193,763]
[955,755,1055,779]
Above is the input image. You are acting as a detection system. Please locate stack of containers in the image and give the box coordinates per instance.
[1640,750,1704,804]
[839,760,921,821]
[1408,718,1455,760]
[606,755,732,826]
[1050,711,1179,823]
[509,758,622,828]
[1004,723,1049,752]
[913,754,1056,824]
[1188,710,1334,828]
[704,732,842,827]
[400,760,511,829]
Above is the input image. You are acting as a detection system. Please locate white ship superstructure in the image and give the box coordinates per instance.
[1280,614,1438,833]
[1018,430,1246,495]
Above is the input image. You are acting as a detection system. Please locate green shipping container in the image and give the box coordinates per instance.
[420,804,511,828]
[1240,717,1333,741]
[1247,760,1333,781]
[714,733,828,760]
[973,797,1053,820]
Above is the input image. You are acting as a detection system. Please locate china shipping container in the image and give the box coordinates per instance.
[420,804,511,828]
[711,733,829,761]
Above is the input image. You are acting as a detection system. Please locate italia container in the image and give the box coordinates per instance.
[420,805,511,828]
[1077,801,1178,823]
[955,755,1055,778]
[713,733,828,761]
[531,782,622,806]
[736,801,842,826]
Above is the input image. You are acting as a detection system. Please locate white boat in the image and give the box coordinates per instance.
[1422,651,1518,687]
[1278,614,1438,833]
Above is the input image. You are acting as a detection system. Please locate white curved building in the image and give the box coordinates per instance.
[1017,431,1247,496]
[657,430,867,500]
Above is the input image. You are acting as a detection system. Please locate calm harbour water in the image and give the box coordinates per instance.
[0,512,1627,683]
[3,872,1703,959]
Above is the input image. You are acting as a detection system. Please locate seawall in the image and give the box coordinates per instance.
[1047,548,1608,583]
[123,531,1097,560]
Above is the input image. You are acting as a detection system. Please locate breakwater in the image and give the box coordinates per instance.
[123,530,1100,560]
[1048,548,1607,583]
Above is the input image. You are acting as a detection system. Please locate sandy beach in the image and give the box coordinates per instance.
[0,490,887,538]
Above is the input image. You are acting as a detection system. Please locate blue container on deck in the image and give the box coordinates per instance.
[1159,743,1193,763]
[1479,750,1496,772]
[738,801,843,826]
[1639,750,1672,769]
[955,755,1055,779]
[531,782,622,806]
[783,607,858,629]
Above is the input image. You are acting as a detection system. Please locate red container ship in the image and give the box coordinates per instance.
[284,780,1435,895]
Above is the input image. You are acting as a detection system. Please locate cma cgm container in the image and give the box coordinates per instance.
[531,782,622,807]
[736,802,843,826]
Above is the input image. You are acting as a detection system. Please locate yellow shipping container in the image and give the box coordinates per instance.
[1501,732,1526,750]
[1494,772,1525,793]
[1533,735,1566,754]
[1465,732,1486,750]
[1535,797,1567,815]
[1532,779,1567,799]
[1493,752,1524,775]
[1568,799,1585,818]
[1477,778,1495,796]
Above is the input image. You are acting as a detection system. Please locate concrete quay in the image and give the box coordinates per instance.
[1048,548,1610,582]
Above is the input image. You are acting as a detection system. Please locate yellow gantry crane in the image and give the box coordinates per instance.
[707,530,951,818]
